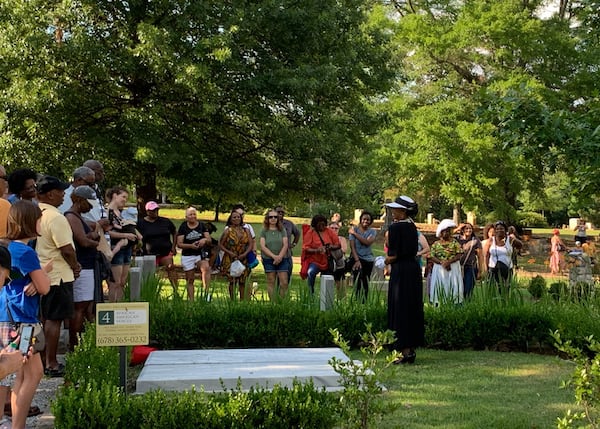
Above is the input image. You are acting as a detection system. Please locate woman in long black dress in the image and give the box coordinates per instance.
[384,196,424,364]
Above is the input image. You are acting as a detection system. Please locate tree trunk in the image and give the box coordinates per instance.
[135,163,158,219]
[453,203,462,226]
[213,197,222,222]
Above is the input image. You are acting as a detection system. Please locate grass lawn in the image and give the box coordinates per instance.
[144,210,585,427]
[375,349,579,429]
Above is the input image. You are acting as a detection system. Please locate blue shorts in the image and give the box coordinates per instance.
[112,247,132,266]
[262,257,291,273]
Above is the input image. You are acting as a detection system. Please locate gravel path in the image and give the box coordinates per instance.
[29,373,62,429]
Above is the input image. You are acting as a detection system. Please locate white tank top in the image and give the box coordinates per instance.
[489,237,513,268]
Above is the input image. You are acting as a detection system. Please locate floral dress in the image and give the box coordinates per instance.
[429,239,464,305]
[221,226,251,283]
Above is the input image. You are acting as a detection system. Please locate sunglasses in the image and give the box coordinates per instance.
[330,227,339,230]
[268,215,279,219]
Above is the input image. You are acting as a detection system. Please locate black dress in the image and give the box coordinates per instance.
[387,219,425,351]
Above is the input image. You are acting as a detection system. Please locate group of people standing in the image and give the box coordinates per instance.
[426,219,523,305]
[0,161,111,429]
[217,206,299,301]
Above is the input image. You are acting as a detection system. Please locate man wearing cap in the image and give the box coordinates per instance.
[36,175,81,377]
[0,166,10,237]
[275,206,300,284]
[57,166,96,215]
[64,186,101,350]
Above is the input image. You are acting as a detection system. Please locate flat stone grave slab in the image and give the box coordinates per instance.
[136,347,351,394]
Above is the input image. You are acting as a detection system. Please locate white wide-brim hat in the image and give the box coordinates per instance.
[436,219,457,238]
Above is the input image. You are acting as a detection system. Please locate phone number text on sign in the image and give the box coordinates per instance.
[97,335,147,345]
[96,303,149,347]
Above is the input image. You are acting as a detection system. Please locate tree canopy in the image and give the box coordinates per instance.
[1,0,599,223]
[369,0,600,223]
[0,0,394,214]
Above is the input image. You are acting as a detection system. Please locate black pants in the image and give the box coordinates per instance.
[353,259,374,302]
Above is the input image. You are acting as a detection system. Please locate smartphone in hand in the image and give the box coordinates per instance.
[18,325,33,356]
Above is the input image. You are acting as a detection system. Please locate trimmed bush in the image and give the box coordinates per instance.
[149,299,387,350]
[528,275,547,299]
[53,381,338,429]
[550,281,569,301]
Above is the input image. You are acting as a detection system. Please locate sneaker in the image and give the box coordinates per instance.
[206,293,212,302]
[211,269,220,275]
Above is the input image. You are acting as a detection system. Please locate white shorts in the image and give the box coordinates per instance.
[181,255,203,271]
[73,269,95,303]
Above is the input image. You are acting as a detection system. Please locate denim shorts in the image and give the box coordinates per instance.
[111,247,132,266]
[262,257,291,273]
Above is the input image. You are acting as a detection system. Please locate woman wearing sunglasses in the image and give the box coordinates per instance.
[259,210,289,300]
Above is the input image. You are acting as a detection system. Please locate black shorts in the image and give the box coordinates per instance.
[41,281,74,321]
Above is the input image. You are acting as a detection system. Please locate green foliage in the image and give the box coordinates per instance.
[550,281,570,301]
[330,325,399,429]
[64,323,119,387]
[54,381,338,429]
[549,280,598,303]
[0,0,395,210]
[149,298,387,349]
[552,331,600,429]
[528,275,547,299]
[517,211,549,228]
[53,382,131,429]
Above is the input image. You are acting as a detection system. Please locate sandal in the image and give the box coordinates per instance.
[4,403,43,417]
[44,363,65,378]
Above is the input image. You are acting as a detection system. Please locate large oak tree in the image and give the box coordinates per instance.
[0,0,394,214]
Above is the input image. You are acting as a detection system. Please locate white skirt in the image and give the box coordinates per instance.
[429,261,464,305]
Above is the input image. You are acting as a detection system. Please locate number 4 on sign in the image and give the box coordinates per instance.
[98,311,114,325]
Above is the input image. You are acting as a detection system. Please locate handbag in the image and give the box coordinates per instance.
[247,250,260,269]
[317,231,336,273]
[330,247,345,271]
[229,259,246,277]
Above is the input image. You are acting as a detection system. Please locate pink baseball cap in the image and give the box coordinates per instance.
[145,201,159,211]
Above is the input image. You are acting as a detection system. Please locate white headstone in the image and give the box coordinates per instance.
[320,275,335,311]
[129,267,142,301]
